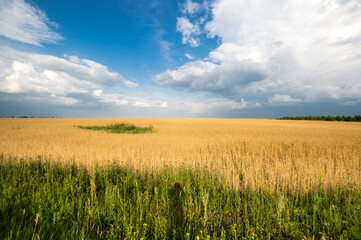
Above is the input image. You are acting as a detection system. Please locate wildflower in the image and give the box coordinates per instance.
[196,236,200,240]
[186,233,190,237]
[143,223,148,227]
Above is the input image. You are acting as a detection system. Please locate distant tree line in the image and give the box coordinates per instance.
[0,116,62,118]
[278,115,361,122]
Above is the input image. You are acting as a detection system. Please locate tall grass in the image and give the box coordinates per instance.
[0,156,360,239]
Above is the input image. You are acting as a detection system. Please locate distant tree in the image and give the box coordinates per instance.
[278,115,361,122]
[345,116,352,121]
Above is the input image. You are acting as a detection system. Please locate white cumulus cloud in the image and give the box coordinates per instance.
[0,46,137,88]
[160,0,361,107]
[0,46,139,106]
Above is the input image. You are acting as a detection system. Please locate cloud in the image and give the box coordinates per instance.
[209,42,267,64]
[153,28,174,62]
[0,47,137,88]
[133,100,168,108]
[158,39,173,61]
[268,94,302,106]
[18,94,81,106]
[92,90,128,106]
[162,0,361,108]
[182,0,201,15]
[231,99,261,109]
[65,55,81,64]
[339,99,361,106]
[176,17,200,47]
[0,46,143,107]
[182,97,261,114]
[92,90,168,108]
[208,98,261,109]
[184,53,195,60]
[0,60,90,95]
[205,0,361,100]
[153,60,269,95]
[177,1,209,47]
[0,0,63,46]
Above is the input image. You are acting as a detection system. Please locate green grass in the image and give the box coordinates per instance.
[0,156,360,239]
[76,123,153,134]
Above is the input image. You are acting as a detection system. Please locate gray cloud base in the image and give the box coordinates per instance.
[153,60,270,96]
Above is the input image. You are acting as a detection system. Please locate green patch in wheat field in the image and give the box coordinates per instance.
[76,122,153,134]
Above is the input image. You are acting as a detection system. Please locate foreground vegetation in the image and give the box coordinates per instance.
[278,115,361,122]
[76,123,153,134]
[1,157,360,239]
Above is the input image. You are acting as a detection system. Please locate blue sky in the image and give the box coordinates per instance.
[0,0,360,117]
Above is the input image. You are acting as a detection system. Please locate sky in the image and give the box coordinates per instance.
[0,0,360,118]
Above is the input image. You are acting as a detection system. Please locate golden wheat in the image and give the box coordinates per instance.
[0,118,360,192]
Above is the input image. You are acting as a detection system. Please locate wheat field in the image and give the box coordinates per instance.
[1,118,360,192]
